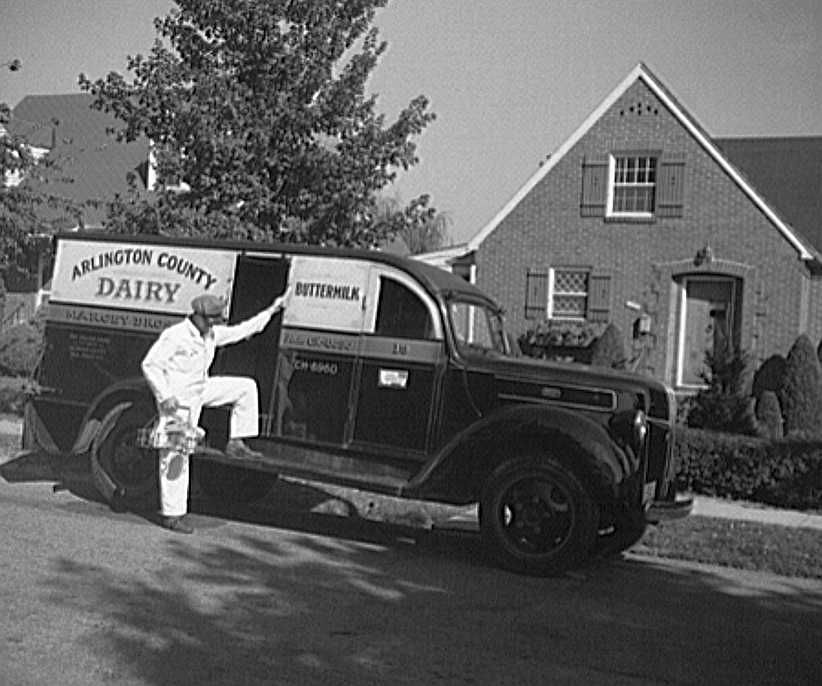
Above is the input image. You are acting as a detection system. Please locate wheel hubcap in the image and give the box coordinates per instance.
[500,478,573,555]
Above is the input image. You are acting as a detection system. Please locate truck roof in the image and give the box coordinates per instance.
[54,230,498,309]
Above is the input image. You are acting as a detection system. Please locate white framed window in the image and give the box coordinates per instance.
[548,268,589,320]
[607,154,657,217]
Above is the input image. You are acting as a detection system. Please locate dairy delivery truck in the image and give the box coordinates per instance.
[23,231,690,575]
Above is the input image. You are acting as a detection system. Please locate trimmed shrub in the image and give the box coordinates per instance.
[675,425,822,510]
[755,390,783,440]
[589,323,627,370]
[752,354,786,401]
[778,334,822,437]
[686,343,757,435]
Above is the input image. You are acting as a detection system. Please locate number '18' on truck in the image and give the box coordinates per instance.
[24,232,691,575]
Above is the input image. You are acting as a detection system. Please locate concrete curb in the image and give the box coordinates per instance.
[692,495,822,531]
[433,498,822,532]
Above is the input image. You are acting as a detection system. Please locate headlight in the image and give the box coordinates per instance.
[634,410,648,445]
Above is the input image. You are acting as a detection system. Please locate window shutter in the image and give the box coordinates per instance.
[581,158,608,217]
[525,270,548,319]
[586,272,611,322]
[657,157,686,217]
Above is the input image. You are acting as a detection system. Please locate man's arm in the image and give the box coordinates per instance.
[213,287,291,347]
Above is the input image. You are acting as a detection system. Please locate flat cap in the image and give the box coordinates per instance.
[191,294,226,318]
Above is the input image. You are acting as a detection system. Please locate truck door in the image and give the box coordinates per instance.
[351,270,445,454]
[267,256,370,446]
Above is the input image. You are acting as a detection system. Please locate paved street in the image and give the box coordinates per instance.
[0,469,820,686]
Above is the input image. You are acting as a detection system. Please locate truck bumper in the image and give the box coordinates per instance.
[646,495,693,523]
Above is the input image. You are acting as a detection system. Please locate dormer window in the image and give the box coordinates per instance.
[607,154,657,217]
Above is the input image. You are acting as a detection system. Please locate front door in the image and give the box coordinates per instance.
[677,277,738,387]
[351,272,444,454]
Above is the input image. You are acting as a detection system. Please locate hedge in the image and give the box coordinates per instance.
[675,425,822,511]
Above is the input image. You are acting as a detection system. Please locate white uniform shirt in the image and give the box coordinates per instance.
[142,305,277,405]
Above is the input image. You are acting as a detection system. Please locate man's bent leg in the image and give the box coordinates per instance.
[202,376,260,438]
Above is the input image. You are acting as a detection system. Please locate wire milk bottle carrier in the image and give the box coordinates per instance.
[138,406,205,456]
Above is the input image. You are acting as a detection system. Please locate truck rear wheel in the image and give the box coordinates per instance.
[479,455,598,575]
[93,402,159,512]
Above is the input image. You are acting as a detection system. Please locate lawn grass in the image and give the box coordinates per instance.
[634,516,822,580]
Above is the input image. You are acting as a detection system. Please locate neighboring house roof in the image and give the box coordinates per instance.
[9,93,149,226]
[714,136,822,254]
[466,62,819,263]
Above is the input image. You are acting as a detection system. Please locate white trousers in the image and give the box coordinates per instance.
[159,375,259,517]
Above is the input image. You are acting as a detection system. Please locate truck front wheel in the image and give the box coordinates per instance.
[479,455,598,575]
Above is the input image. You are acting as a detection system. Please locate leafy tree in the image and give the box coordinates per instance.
[778,333,822,436]
[2,60,80,299]
[79,0,436,247]
[374,193,452,254]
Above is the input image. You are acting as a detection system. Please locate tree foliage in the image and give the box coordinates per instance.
[374,193,451,253]
[778,333,822,437]
[79,0,436,247]
[1,104,47,276]
[1,98,80,285]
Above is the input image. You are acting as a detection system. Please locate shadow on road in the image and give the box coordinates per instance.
[4,436,822,684]
[41,509,822,686]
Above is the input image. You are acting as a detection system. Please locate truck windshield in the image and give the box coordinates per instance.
[448,298,509,356]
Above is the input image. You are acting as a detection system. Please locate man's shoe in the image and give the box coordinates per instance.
[161,515,194,534]
[225,438,264,461]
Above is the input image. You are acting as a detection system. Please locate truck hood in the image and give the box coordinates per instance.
[459,351,673,419]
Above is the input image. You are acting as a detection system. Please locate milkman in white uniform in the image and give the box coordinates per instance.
[142,289,290,533]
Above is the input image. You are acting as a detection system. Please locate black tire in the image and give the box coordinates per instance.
[479,456,598,576]
[196,461,277,504]
[95,402,159,511]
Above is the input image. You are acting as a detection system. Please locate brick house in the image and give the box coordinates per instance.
[419,63,822,393]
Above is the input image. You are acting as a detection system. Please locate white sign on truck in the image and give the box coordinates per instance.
[50,239,237,315]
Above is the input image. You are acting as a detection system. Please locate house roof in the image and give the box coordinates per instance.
[10,93,149,225]
[714,136,822,254]
[466,63,819,263]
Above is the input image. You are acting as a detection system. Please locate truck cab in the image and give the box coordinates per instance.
[25,232,690,575]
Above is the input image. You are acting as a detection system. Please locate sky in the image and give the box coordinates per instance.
[2,0,820,245]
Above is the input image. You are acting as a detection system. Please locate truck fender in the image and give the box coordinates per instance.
[89,401,133,502]
[72,379,154,456]
[411,404,633,504]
